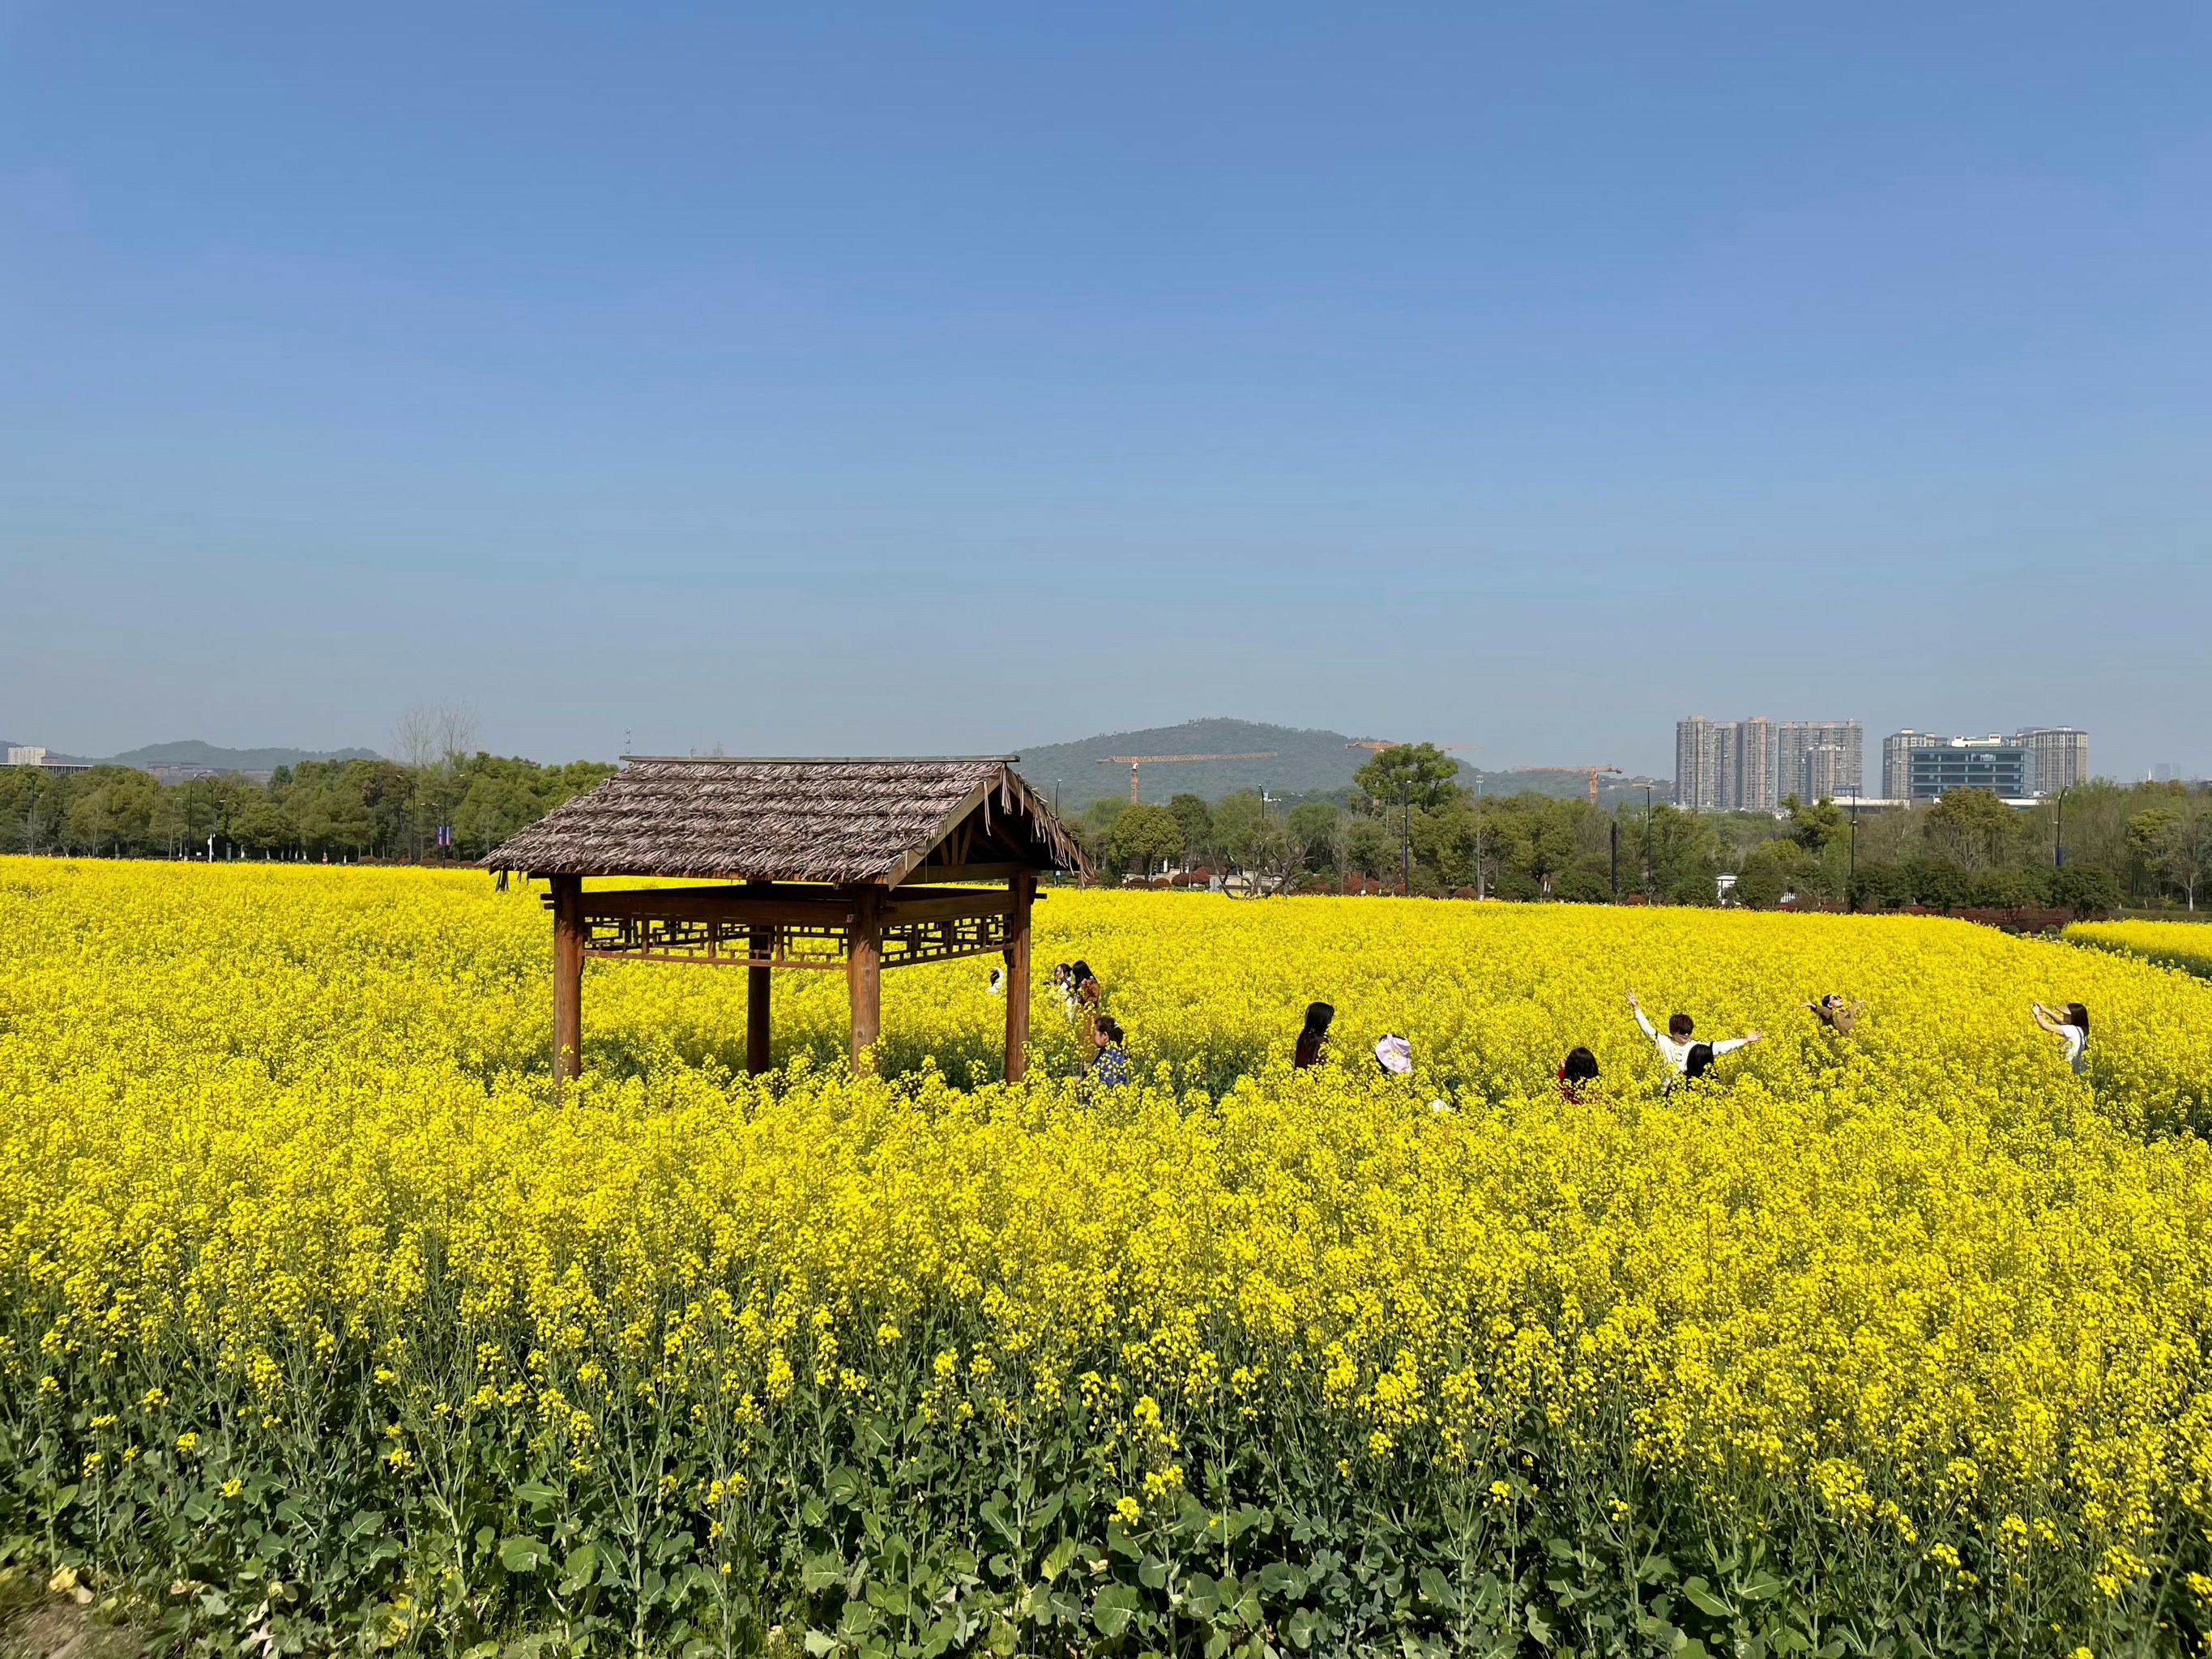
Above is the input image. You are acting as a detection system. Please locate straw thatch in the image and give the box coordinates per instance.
[484,757,1089,884]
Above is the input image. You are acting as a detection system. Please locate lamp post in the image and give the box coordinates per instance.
[1847,791,1859,912]
[1474,771,1485,899]
[1400,773,1411,896]
[1643,784,1654,898]
[2054,787,2066,868]
[1609,815,1620,900]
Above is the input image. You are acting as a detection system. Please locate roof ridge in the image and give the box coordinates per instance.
[619,755,1018,765]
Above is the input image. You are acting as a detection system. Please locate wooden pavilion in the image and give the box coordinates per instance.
[483,757,1091,1082]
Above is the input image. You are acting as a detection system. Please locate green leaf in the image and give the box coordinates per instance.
[499,1536,549,1573]
[1092,1584,1142,1639]
[1258,1561,1309,1600]
[1285,1608,1317,1650]
[801,1633,838,1658]
[1183,1572,1222,1618]
[802,1554,845,1594]
[1681,1578,1731,1618]
[514,1482,560,1508]
[558,1541,599,1594]
[1416,1567,1458,1611]
[1040,1537,1078,1583]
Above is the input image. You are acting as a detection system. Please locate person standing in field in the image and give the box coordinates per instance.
[1626,988,1763,1086]
[1557,1047,1600,1102]
[1804,993,1864,1038]
[986,965,1006,996]
[1295,1002,1335,1068]
[1073,970,1103,1047]
[2031,1000,2090,1074]
[1091,1015,1131,1089]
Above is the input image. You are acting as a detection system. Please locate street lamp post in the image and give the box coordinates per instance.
[1643,784,1654,897]
[1474,772,1485,899]
[1400,774,1411,896]
[1847,791,1859,912]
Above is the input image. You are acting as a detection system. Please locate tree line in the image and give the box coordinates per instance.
[0,752,615,864]
[8,733,2208,914]
[1071,743,2212,913]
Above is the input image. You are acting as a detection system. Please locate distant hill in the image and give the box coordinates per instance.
[1012,719,1365,808]
[1012,718,1669,809]
[103,740,382,772]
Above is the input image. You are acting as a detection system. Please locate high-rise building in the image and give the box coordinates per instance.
[1881,730,1942,800]
[1732,717,1779,811]
[2013,727,2089,796]
[1776,720,1864,801]
[1674,717,1725,809]
[1676,716,1863,808]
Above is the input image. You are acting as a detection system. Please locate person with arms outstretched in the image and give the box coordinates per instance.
[1627,987,1762,1086]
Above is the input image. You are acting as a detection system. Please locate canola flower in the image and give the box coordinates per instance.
[2069,917,2212,982]
[4,858,2212,1654]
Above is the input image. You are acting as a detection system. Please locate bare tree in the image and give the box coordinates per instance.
[391,706,439,773]
[391,703,480,859]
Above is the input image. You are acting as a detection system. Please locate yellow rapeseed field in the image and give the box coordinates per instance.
[4,857,2212,1656]
[2069,917,2212,982]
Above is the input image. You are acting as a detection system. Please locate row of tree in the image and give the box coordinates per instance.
[1071,743,2212,912]
[7,729,2207,914]
[0,752,615,864]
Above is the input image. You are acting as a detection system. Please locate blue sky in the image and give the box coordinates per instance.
[2,3,2206,778]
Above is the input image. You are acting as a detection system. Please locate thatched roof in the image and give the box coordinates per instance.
[484,757,1091,884]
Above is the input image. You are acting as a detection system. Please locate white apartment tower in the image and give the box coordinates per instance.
[2013,727,2089,795]
[1676,717,1864,809]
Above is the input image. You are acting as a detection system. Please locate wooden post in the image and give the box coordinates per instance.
[1004,870,1034,1083]
[746,880,771,1076]
[549,873,584,1085]
[847,886,882,1071]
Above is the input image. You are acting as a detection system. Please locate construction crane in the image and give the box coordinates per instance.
[1098,752,1276,802]
[1344,740,1477,754]
[1517,765,1625,804]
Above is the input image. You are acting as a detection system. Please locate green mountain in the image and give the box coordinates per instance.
[105,740,382,771]
[1011,719,1368,808]
[1012,718,1670,810]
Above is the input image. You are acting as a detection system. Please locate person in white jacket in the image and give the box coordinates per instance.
[1627,988,1763,1085]
[2031,1000,2090,1074]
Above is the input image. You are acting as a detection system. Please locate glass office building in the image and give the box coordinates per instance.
[1907,740,2029,801]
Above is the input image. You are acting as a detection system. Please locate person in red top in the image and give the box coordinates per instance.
[1557,1047,1600,1102]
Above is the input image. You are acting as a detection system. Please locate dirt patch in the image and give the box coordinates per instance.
[0,1570,144,1659]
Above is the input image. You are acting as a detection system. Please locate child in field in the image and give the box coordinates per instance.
[1557,1047,1600,1102]
[1091,1015,1131,1089]
[1073,971,1103,1047]
[1804,993,1864,1037]
[2031,1000,2090,1074]
[1295,1002,1334,1068]
[1373,1034,1413,1077]
[986,966,1006,996]
[1627,988,1762,1086]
